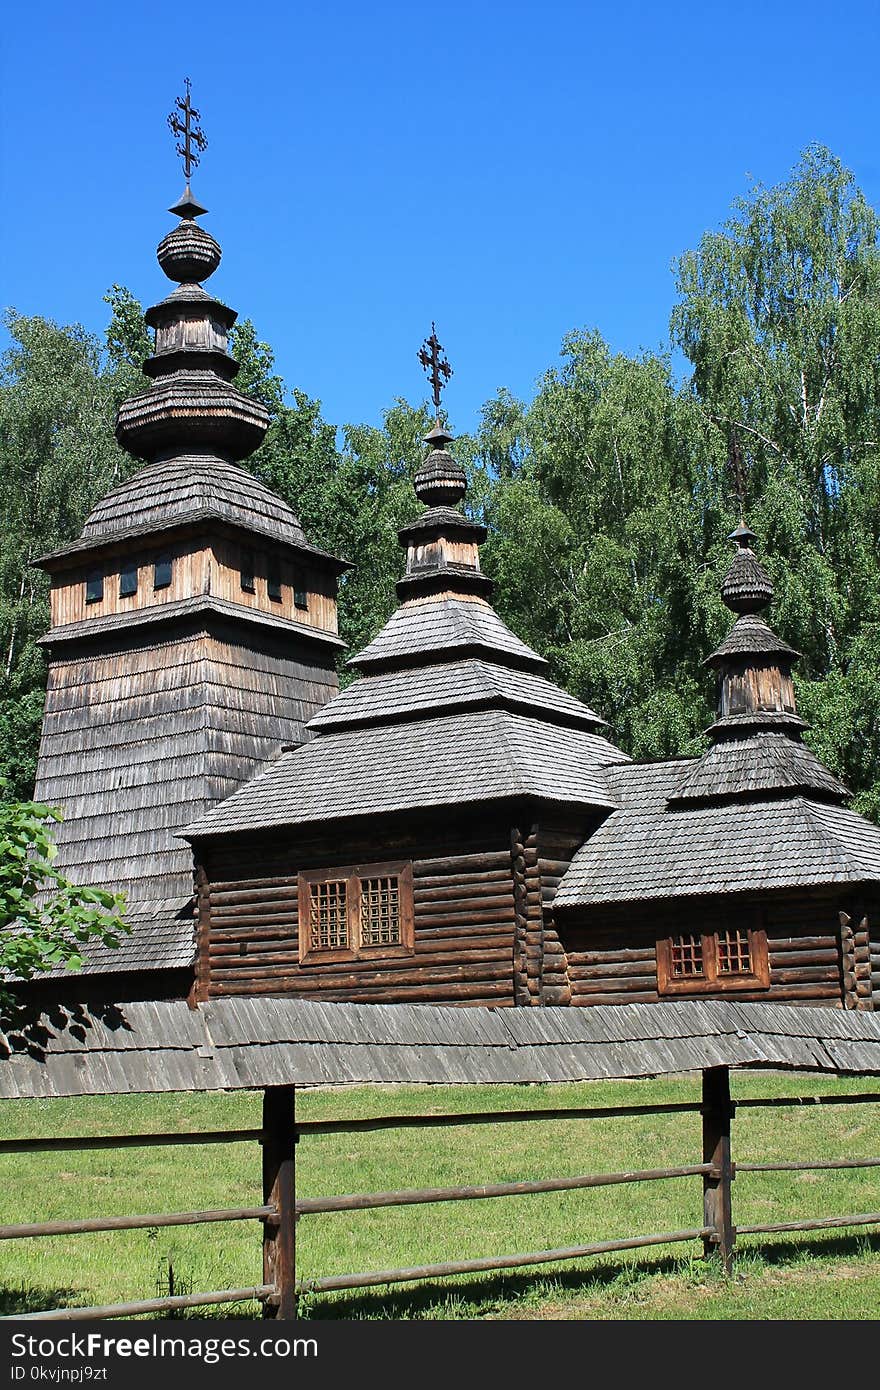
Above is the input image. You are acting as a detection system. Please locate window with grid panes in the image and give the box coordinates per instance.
[310,879,349,950]
[717,926,752,975]
[297,862,413,962]
[657,913,768,995]
[669,933,704,979]
[360,875,401,946]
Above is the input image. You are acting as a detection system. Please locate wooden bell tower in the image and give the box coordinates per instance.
[31,90,348,993]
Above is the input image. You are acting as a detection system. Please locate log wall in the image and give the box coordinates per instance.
[561,891,879,1009]
[536,820,591,1006]
[192,812,880,1012]
[845,893,879,1012]
[196,816,519,1006]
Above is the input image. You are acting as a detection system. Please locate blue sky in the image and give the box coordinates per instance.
[2,0,879,436]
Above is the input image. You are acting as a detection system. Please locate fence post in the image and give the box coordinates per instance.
[701,1065,735,1273]
[262,1085,297,1319]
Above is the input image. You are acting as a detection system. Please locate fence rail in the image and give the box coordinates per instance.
[295,1228,717,1295]
[1,1070,879,1321]
[0,1206,275,1241]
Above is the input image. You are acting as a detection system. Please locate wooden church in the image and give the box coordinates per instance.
[26,111,880,1014]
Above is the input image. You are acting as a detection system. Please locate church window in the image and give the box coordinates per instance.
[717,926,752,974]
[119,561,138,597]
[293,573,308,610]
[360,875,401,946]
[670,933,703,979]
[298,862,414,963]
[240,549,256,593]
[657,914,769,995]
[267,567,283,602]
[85,570,104,604]
[310,880,349,951]
[154,554,172,590]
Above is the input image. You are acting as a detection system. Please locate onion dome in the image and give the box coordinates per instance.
[157,219,222,283]
[115,182,269,465]
[396,326,492,600]
[414,426,467,506]
[702,522,802,738]
[396,424,491,602]
[665,521,849,807]
[719,522,775,614]
[706,523,799,674]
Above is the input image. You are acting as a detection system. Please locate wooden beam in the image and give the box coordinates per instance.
[702,1066,735,1273]
[262,1085,297,1320]
[296,1164,712,1213]
[297,1228,713,1294]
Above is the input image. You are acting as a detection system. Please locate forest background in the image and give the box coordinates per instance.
[2,146,880,825]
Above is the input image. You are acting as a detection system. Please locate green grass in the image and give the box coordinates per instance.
[1,1072,879,1319]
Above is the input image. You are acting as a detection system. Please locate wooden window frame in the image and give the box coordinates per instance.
[297,861,414,965]
[657,912,770,996]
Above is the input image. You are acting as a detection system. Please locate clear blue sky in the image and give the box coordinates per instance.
[2,0,879,436]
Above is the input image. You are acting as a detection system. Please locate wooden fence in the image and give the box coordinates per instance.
[2,1067,880,1320]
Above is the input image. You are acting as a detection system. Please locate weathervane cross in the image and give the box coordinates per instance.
[167,78,208,182]
[418,324,453,420]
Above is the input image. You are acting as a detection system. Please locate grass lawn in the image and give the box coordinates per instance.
[0,1071,878,1319]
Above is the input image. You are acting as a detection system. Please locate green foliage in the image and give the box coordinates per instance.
[228,319,285,415]
[240,352,441,660]
[672,143,880,807]
[102,284,153,403]
[0,789,127,995]
[479,336,718,759]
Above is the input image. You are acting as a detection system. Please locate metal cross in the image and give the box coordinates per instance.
[167,78,208,181]
[418,324,453,417]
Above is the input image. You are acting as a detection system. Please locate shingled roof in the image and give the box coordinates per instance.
[84,455,303,541]
[43,899,196,978]
[553,752,880,909]
[184,709,626,837]
[184,427,627,841]
[554,525,878,910]
[310,656,605,732]
[5,998,880,1097]
[707,613,800,664]
[348,597,550,674]
[667,732,849,805]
